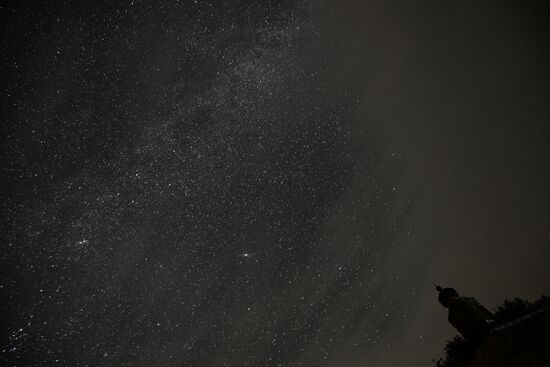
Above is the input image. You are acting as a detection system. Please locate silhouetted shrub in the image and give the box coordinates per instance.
[434,336,475,367]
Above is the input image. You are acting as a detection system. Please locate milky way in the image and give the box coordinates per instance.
[3,1,550,367]
[1,2,402,366]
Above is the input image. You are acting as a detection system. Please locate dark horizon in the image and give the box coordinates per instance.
[2,1,549,366]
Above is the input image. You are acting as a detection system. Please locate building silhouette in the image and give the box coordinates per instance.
[435,286,550,367]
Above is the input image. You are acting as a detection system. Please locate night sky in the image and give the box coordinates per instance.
[1,1,549,366]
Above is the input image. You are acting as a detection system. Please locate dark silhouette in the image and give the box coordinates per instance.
[435,285,494,342]
[434,294,550,367]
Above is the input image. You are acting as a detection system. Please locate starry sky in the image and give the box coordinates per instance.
[1,1,549,366]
